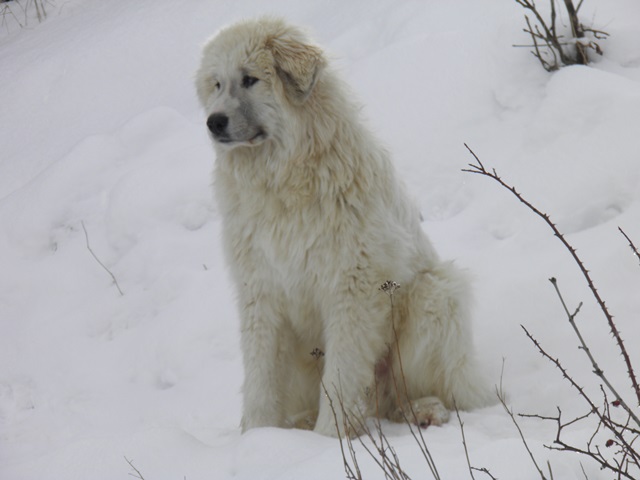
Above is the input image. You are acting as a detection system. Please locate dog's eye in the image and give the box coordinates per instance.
[214,81,221,90]
[242,75,259,89]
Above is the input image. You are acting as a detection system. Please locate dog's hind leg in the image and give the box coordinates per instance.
[386,262,492,426]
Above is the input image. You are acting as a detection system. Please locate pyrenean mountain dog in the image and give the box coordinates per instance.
[196,17,491,437]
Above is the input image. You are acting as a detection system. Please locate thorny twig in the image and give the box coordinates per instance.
[549,277,640,427]
[619,227,640,267]
[521,324,640,478]
[462,144,639,478]
[462,144,640,408]
[521,401,640,479]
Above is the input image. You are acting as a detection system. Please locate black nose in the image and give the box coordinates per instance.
[207,113,228,136]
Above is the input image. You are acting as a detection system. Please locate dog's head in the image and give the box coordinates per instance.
[196,17,326,151]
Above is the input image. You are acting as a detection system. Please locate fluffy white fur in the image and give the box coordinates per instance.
[196,17,491,437]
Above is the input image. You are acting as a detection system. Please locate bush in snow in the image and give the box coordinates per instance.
[514,0,609,71]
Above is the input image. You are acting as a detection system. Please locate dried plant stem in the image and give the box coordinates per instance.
[381,281,441,480]
[1,0,53,30]
[454,403,477,480]
[455,402,498,480]
[454,367,499,480]
[1,4,22,29]
[348,410,412,480]
[314,280,446,480]
[124,456,146,480]
[497,387,550,480]
[311,348,361,480]
[81,221,124,296]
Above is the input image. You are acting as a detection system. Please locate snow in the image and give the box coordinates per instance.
[1,1,639,479]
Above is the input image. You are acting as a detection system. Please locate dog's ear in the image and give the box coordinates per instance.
[267,32,326,104]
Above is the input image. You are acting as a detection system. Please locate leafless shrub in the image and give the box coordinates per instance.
[513,0,608,71]
[1,0,54,33]
[463,144,640,479]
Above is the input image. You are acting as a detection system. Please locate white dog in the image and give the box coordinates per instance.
[196,17,491,437]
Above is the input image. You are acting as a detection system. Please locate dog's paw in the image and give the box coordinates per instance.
[411,396,451,427]
[287,410,318,430]
[390,396,450,428]
[313,409,363,438]
[313,420,338,437]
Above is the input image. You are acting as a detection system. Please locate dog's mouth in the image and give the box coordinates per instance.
[215,129,267,147]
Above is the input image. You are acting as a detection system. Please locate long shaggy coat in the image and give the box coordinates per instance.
[196,17,491,437]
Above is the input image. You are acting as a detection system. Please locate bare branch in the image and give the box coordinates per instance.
[81,221,124,296]
[520,328,640,478]
[464,145,640,478]
[455,402,477,480]
[463,144,640,407]
[513,0,608,70]
[619,227,640,266]
[125,457,146,480]
[549,277,640,426]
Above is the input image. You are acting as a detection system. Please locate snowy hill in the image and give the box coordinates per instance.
[1,1,639,478]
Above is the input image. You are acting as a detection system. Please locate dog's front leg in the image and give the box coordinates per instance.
[239,293,286,432]
[313,295,387,437]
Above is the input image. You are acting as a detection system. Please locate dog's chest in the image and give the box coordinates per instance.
[222,177,339,279]
[253,194,327,271]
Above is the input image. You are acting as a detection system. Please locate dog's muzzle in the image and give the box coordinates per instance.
[206,113,267,146]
